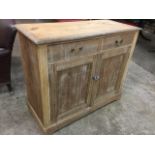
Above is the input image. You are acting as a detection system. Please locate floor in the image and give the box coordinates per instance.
[0,35,155,134]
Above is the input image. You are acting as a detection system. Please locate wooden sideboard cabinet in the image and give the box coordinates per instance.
[16,20,140,133]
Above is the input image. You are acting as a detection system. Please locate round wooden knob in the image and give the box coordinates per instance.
[70,48,75,53]
[79,47,83,51]
[115,40,119,46]
[92,75,100,81]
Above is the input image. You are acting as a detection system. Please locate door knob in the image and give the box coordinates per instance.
[92,75,100,81]
[115,39,124,46]
[70,48,75,53]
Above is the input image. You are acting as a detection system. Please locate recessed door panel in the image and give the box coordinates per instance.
[57,63,91,115]
[92,47,130,106]
[49,56,96,121]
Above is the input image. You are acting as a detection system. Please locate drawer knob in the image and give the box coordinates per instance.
[92,75,100,81]
[70,48,75,53]
[115,40,119,46]
[115,39,124,46]
[79,47,83,51]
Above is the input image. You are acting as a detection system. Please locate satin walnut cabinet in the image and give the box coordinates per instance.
[16,20,140,133]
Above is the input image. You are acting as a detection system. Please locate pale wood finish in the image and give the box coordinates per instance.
[16,20,140,133]
[91,47,131,107]
[119,31,139,90]
[18,34,43,122]
[48,38,100,63]
[49,56,95,120]
[37,45,51,126]
[16,20,140,44]
[101,32,135,50]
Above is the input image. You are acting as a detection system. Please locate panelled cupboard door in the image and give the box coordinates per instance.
[91,46,131,107]
[49,56,96,122]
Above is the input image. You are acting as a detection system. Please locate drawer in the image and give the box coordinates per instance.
[101,32,135,50]
[48,39,99,63]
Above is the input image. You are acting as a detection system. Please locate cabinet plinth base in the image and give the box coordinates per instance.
[27,93,121,134]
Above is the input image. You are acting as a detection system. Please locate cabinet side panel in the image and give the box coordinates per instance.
[119,31,139,89]
[18,33,43,122]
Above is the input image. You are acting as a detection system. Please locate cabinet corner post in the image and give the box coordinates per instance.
[37,45,51,127]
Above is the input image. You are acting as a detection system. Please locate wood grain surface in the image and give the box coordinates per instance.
[17,20,140,133]
[16,20,140,44]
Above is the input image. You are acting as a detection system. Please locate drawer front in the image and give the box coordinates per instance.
[101,32,135,50]
[48,39,100,63]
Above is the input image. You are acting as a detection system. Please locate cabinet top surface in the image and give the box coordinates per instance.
[16,20,140,44]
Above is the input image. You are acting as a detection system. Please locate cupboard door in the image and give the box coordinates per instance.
[49,56,96,122]
[92,47,130,106]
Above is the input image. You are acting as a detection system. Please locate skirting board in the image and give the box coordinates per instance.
[27,93,121,134]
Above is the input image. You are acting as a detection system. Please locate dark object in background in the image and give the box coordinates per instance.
[115,19,155,52]
[0,20,17,91]
[115,19,155,40]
